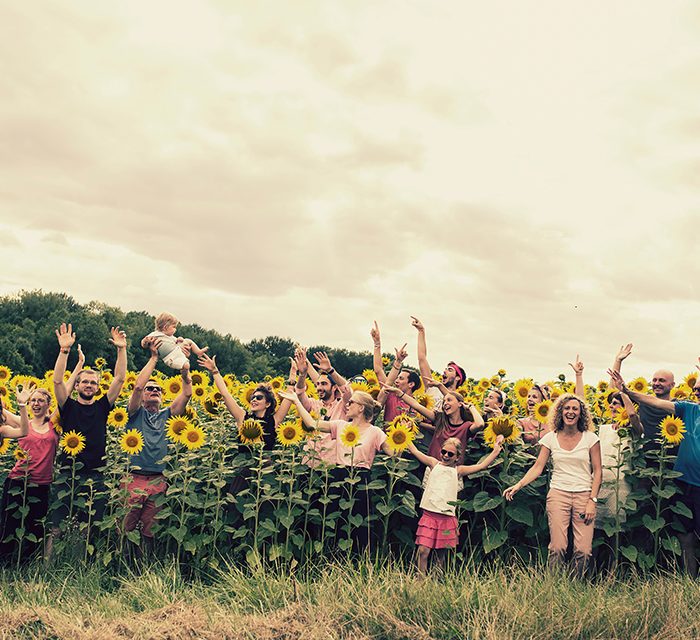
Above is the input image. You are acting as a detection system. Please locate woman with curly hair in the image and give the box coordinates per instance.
[503,367,602,575]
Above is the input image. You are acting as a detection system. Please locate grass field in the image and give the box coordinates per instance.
[0,558,699,640]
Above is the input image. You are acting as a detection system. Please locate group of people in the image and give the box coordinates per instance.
[0,312,699,577]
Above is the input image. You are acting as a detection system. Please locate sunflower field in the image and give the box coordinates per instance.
[0,361,697,573]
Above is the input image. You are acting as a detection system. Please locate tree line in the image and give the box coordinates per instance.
[0,291,376,379]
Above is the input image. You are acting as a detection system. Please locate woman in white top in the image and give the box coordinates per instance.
[504,391,602,575]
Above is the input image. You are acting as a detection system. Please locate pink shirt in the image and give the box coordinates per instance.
[383,393,417,422]
[329,420,387,469]
[299,394,350,466]
[9,422,59,485]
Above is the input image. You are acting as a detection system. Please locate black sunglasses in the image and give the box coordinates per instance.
[440,449,456,458]
[144,386,162,393]
[251,393,266,401]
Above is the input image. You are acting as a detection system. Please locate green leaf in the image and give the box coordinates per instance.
[126,530,141,545]
[642,514,665,533]
[505,503,533,526]
[349,514,364,528]
[365,480,386,490]
[472,491,503,513]
[652,485,677,499]
[661,535,682,556]
[620,545,638,563]
[669,502,693,519]
[482,528,508,554]
[337,538,352,552]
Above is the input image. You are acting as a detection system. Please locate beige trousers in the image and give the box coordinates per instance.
[546,488,594,575]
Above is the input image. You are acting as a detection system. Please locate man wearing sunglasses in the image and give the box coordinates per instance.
[47,322,128,560]
[123,337,192,558]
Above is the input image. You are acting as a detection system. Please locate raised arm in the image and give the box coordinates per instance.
[411,316,433,385]
[406,442,438,468]
[467,403,485,432]
[64,344,85,397]
[0,383,33,439]
[620,392,643,437]
[314,351,349,390]
[128,340,160,415]
[52,323,75,408]
[457,438,503,476]
[381,383,435,421]
[609,343,633,381]
[272,360,296,426]
[376,344,408,405]
[568,354,584,398]
[278,391,332,432]
[608,369,675,413]
[106,326,128,405]
[197,353,246,424]
[503,444,551,500]
[169,362,192,417]
[371,321,386,384]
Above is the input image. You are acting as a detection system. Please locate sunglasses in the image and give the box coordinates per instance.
[440,449,456,458]
[251,394,266,401]
[144,386,162,393]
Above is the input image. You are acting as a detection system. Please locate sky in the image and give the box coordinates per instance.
[1,1,699,383]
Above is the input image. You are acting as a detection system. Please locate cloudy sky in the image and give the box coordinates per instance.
[1,1,699,383]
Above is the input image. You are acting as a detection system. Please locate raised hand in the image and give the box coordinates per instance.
[109,326,127,349]
[197,353,217,372]
[294,347,308,375]
[615,343,633,362]
[607,369,625,391]
[370,321,381,346]
[148,338,163,358]
[76,344,85,367]
[421,375,440,388]
[410,316,424,332]
[56,323,76,349]
[277,390,298,402]
[394,343,408,363]
[313,351,333,373]
[14,382,36,406]
[568,354,584,376]
[379,383,401,395]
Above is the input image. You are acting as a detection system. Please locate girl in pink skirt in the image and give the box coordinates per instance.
[407,435,503,574]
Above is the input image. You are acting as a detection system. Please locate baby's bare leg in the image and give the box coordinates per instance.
[181,338,208,356]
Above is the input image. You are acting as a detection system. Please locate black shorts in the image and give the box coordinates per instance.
[675,480,700,537]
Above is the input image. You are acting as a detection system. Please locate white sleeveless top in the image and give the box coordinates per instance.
[420,464,459,515]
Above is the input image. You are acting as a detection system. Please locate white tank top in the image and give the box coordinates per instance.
[420,464,459,515]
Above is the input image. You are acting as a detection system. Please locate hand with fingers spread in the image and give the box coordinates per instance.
[568,354,584,376]
[607,369,626,392]
[197,352,218,373]
[615,343,633,362]
[14,382,36,406]
[56,323,76,350]
[294,347,308,375]
[313,351,333,374]
[109,326,127,350]
[148,338,163,358]
[394,343,408,364]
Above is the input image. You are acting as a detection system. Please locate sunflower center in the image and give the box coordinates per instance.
[393,432,406,444]
[187,431,199,443]
[126,436,138,447]
[283,427,296,439]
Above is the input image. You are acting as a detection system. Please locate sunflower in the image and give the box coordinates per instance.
[181,425,206,450]
[362,369,379,387]
[238,382,258,409]
[0,365,11,383]
[513,379,533,404]
[340,424,361,448]
[120,429,144,455]
[164,376,183,399]
[382,356,390,367]
[629,377,648,394]
[0,438,10,455]
[0,385,8,401]
[166,415,192,443]
[238,418,264,445]
[597,380,608,393]
[490,375,501,387]
[388,413,418,434]
[190,370,206,386]
[277,420,304,446]
[533,400,552,424]
[477,378,491,392]
[483,416,521,447]
[191,384,209,404]
[268,376,286,392]
[60,430,86,456]
[94,357,107,369]
[386,423,413,453]
[107,407,129,429]
[684,372,699,390]
[350,381,372,394]
[414,393,435,411]
[671,386,691,401]
[614,406,631,427]
[14,447,28,462]
[124,371,138,388]
[203,396,220,417]
[456,384,470,399]
[101,370,113,383]
[659,416,685,445]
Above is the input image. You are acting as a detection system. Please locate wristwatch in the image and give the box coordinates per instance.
[590,497,598,503]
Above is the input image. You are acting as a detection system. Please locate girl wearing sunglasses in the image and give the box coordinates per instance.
[406,434,503,575]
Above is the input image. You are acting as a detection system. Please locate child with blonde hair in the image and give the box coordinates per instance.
[407,434,503,574]
[141,312,208,370]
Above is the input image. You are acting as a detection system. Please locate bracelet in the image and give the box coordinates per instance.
[211,369,220,375]
[17,403,26,407]
[399,391,405,399]
[287,379,296,386]
[60,348,70,354]
[392,363,401,370]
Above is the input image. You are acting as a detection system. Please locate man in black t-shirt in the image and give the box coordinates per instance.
[46,322,127,560]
